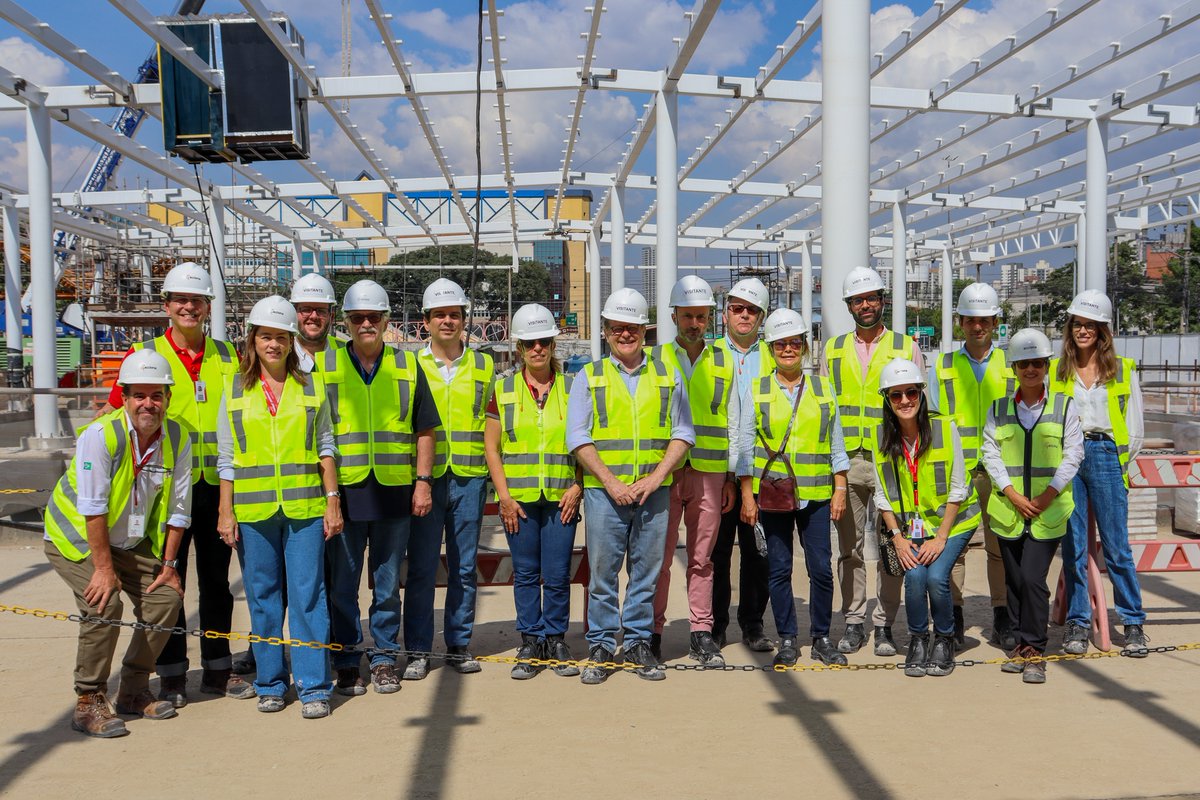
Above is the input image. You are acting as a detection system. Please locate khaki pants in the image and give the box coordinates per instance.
[949,468,1007,608]
[45,539,183,696]
[833,452,902,627]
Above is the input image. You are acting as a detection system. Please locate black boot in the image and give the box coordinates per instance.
[926,634,956,677]
[545,635,580,677]
[905,633,929,678]
[992,607,1016,651]
[650,632,663,662]
[510,634,544,681]
[773,637,800,667]
[952,606,965,649]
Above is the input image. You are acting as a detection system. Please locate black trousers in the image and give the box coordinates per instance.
[997,532,1062,653]
[711,492,769,638]
[156,480,235,674]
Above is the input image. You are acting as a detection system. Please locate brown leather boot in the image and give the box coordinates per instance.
[201,668,257,700]
[71,692,128,738]
[115,689,178,720]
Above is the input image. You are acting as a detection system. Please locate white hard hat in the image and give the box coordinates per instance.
[842,266,886,300]
[956,282,1001,317]
[422,277,469,312]
[118,349,174,387]
[669,276,715,308]
[602,288,650,325]
[247,295,298,335]
[762,309,809,343]
[1006,328,1054,365]
[511,303,560,340]
[878,358,927,394]
[1066,289,1113,325]
[161,261,214,299]
[728,278,769,311]
[342,279,390,313]
[290,272,336,306]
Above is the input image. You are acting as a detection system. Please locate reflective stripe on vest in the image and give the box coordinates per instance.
[584,357,674,489]
[650,342,733,473]
[497,372,575,502]
[825,330,914,452]
[1049,356,1134,482]
[988,392,1075,539]
[751,374,835,500]
[420,348,494,478]
[874,416,981,538]
[934,348,1014,470]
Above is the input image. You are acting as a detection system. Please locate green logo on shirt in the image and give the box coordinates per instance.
[82,461,92,470]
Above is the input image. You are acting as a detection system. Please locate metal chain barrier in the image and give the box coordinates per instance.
[3,602,1198,674]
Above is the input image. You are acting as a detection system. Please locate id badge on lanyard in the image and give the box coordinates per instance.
[902,437,925,540]
[194,379,207,404]
[128,437,156,542]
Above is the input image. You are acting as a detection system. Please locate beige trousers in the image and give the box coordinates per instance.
[833,452,902,627]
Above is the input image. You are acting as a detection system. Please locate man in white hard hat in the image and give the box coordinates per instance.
[47,350,193,737]
[105,261,249,706]
[928,282,1016,650]
[648,276,738,667]
[321,279,439,695]
[710,277,774,651]
[411,277,495,677]
[821,266,923,658]
[290,272,339,372]
[566,287,694,684]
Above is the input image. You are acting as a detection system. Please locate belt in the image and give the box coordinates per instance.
[1083,432,1114,442]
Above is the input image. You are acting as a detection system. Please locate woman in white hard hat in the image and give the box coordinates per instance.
[981,329,1083,683]
[215,296,342,719]
[1052,290,1148,656]
[873,358,981,677]
[484,303,583,680]
[738,309,849,668]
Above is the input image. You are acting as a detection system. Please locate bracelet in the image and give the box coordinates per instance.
[834,486,848,492]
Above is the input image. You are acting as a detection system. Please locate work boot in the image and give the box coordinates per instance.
[1023,651,1047,684]
[904,633,929,678]
[1001,644,1031,674]
[370,663,402,694]
[232,649,256,675]
[649,632,663,662]
[1062,621,1089,655]
[580,645,617,685]
[446,645,481,674]
[403,656,430,681]
[1123,624,1150,658]
[712,628,727,648]
[688,631,726,667]
[115,689,177,720]
[742,629,775,652]
[811,636,848,666]
[773,637,800,667]
[873,626,898,657]
[200,668,256,700]
[157,675,187,709]
[992,607,1017,651]
[837,623,867,654]
[71,692,128,738]
[926,634,956,677]
[952,606,966,649]
[624,640,665,682]
[511,634,545,680]
[546,635,580,677]
[336,667,367,696]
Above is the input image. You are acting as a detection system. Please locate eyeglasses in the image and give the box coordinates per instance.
[522,337,554,350]
[848,294,883,309]
[348,313,383,325]
[887,387,923,403]
[1070,319,1099,332]
[296,306,330,317]
[727,303,761,316]
[606,324,641,336]
[771,338,807,352]
[1014,358,1048,371]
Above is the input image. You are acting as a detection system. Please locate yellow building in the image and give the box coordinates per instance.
[546,191,593,339]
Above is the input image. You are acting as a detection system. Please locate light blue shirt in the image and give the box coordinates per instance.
[565,354,695,453]
[927,344,995,414]
[725,334,763,399]
[736,374,850,478]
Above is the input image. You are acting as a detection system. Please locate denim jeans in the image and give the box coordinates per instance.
[443,473,487,647]
[583,486,670,651]
[327,517,411,669]
[1062,438,1146,626]
[505,499,580,638]
[901,531,972,636]
[761,501,834,639]
[237,512,332,702]
[406,475,449,653]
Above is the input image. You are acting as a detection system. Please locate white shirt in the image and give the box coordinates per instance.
[1071,369,1144,460]
[421,343,465,383]
[981,390,1084,495]
[50,411,193,550]
[873,423,970,513]
[294,340,316,374]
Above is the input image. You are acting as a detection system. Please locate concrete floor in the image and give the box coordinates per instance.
[1,530,1198,800]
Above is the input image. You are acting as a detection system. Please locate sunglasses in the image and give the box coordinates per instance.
[607,324,641,336]
[887,387,923,403]
[771,338,807,352]
[727,303,761,316]
[1070,319,1099,332]
[522,337,554,350]
[1014,358,1048,370]
[348,313,383,325]
[848,294,883,309]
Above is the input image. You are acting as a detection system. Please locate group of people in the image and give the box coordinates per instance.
[45,258,1149,738]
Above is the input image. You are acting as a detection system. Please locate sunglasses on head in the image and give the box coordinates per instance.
[348,312,383,325]
[887,387,922,403]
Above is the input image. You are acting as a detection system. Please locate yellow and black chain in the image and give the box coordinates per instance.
[3,603,1198,674]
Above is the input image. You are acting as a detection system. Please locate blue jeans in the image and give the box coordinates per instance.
[583,486,670,651]
[901,532,972,636]
[762,501,834,639]
[443,474,487,647]
[237,512,332,702]
[327,517,410,669]
[1062,438,1146,626]
[505,499,580,638]
[406,476,449,653]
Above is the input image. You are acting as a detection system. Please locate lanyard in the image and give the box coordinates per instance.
[260,376,280,416]
[524,371,554,410]
[901,435,920,507]
[130,432,158,508]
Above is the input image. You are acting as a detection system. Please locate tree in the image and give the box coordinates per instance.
[1152,223,1200,333]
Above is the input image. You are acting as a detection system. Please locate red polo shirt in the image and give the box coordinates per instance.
[107,328,206,407]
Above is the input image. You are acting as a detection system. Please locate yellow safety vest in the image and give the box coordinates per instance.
[45,409,184,561]
[824,329,915,452]
[322,342,419,486]
[988,393,1075,540]
[1049,356,1135,482]
[495,371,575,502]
[873,415,982,538]
[751,374,836,501]
[419,348,495,479]
[225,373,326,523]
[303,336,341,373]
[649,342,734,473]
[934,348,1015,470]
[583,357,676,489]
[133,333,238,486]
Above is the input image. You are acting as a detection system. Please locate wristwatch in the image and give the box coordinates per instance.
[162,559,179,569]
[415,475,435,484]
[325,490,340,499]
[883,528,901,541]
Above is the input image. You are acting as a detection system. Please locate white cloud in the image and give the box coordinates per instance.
[0,36,69,87]
[0,137,95,189]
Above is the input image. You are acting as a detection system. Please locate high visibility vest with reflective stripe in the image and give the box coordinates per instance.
[649,342,735,473]
[133,334,238,486]
[824,330,915,452]
[584,357,676,489]
[934,348,1015,471]
[711,337,773,378]
[419,349,495,479]
[873,416,982,538]
[322,343,418,487]
[988,393,1075,540]
[751,375,836,501]
[44,409,183,562]
[496,372,575,502]
[305,337,341,373]
[225,374,326,523]
[1049,356,1135,482]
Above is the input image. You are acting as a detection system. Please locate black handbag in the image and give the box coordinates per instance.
[756,379,804,513]
[876,459,906,577]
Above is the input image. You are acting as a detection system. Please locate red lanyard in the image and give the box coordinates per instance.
[260,376,280,416]
[130,431,159,507]
[901,435,920,507]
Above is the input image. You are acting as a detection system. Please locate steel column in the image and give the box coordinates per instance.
[892,202,908,333]
[610,183,626,294]
[3,204,23,408]
[1085,116,1109,293]
[588,230,602,360]
[655,88,678,342]
[292,235,304,277]
[139,254,153,301]
[1076,211,1086,296]
[26,99,59,438]
[205,192,228,341]
[801,240,814,343]
[941,245,954,354]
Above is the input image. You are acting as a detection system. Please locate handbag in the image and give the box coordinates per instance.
[876,459,906,577]
[756,379,805,513]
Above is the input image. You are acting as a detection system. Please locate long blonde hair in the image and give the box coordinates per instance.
[239,324,308,390]
[1056,315,1118,385]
